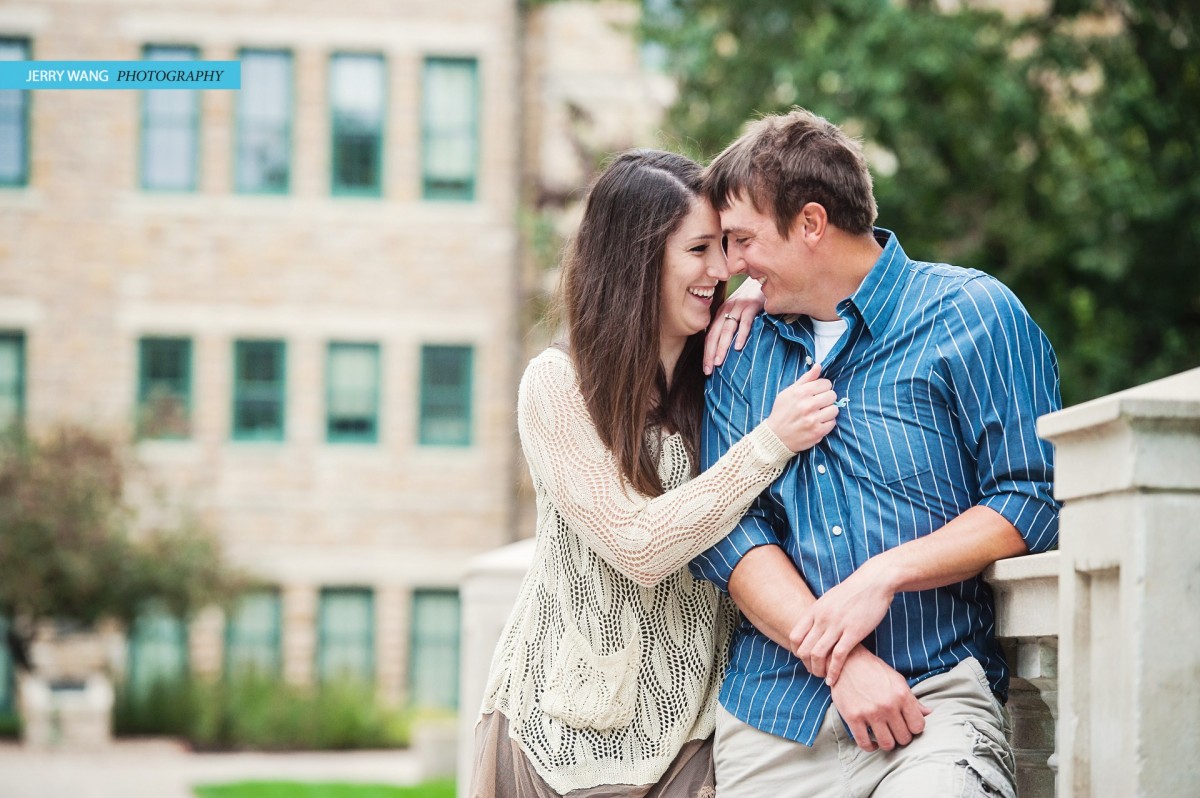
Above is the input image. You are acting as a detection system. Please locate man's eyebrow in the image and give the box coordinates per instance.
[722,226,753,236]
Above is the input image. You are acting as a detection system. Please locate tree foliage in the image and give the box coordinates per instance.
[0,425,245,668]
[644,0,1199,403]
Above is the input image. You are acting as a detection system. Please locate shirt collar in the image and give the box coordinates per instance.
[764,228,909,341]
[842,228,908,340]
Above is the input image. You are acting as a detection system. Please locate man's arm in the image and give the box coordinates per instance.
[792,276,1062,685]
[791,506,1027,683]
[729,546,931,752]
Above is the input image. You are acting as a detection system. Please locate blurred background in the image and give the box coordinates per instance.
[0,0,1195,795]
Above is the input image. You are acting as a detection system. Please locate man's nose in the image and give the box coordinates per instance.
[726,249,747,276]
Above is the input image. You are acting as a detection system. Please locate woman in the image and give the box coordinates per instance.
[472,150,839,797]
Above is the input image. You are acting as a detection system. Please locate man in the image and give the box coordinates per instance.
[692,109,1060,797]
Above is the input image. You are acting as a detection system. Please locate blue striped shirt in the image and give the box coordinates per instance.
[691,230,1060,745]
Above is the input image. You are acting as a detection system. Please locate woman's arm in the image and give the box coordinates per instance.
[519,349,797,587]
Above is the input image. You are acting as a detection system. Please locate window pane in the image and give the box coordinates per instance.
[327,343,379,442]
[422,58,477,200]
[138,337,191,439]
[225,590,281,677]
[237,51,291,193]
[409,590,460,710]
[330,54,384,194]
[419,345,472,446]
[233,341,285,440]
[142,46,199,191]
[0,616,13,715]
[0,334,24,430]
[128,607,188,697]
[0,39,28,185]
[318,589,373,684]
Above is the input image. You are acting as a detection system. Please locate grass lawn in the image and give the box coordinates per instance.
[193,781,455,798]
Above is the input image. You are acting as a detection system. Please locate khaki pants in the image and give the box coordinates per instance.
[714,658,1016,798]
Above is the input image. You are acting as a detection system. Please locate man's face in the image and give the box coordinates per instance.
[720,196,812,316]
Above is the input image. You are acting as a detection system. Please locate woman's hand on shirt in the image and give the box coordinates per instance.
[764,364,839,452]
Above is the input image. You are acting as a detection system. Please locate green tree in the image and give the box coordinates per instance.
[644,0,1199,403]
[0,425,244,668]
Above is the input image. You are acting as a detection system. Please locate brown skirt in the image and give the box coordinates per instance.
[470,712,716,798]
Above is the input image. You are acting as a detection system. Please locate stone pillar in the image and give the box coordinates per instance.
[1039,367,1200,797]
[375,584,407,705]
[987,551,1060,798]
[282,583,317,687]
[456,538,535,798]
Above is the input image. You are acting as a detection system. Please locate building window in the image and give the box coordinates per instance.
[224,589,281,678]
[127,606,188,698]
[232,340,285,441]
[316,588,374,685]
[141,45,201,191]
[330,53,385,196]
[422,57,478,201]
[327,343,380,444]
[236,49,292,194]
[0,616,14,717]
[409,589,460,710]
[0,332,24,430]
[0,38,30,187]
[418,345,472,446]
[137,337,191,439]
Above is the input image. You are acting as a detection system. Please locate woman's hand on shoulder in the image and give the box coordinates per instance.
[704,278,765,375]
[765,364,839,453]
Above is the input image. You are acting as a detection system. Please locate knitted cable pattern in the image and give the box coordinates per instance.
[479,348,794,793]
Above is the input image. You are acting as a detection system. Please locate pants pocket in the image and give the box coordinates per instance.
[957,719,1017,798]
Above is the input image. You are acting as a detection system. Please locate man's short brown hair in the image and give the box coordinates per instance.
[703,108,878,237]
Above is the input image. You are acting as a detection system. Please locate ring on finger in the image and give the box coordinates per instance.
[723,313,737,323]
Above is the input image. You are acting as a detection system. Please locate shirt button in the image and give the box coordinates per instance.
[805,356,814,366]
[832,525,843,536]
[817,465,827,475]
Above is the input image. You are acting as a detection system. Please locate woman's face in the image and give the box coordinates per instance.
[659,197,729,347]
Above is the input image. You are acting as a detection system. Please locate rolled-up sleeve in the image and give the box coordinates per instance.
[690,367,786,591]
[943,276,1061,553]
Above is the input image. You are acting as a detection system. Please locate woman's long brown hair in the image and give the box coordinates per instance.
[559,150,726,497]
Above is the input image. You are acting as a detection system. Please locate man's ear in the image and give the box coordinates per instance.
[793,202,828,243]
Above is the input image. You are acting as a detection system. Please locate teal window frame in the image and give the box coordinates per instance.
[0,38,30,187]
[137,337,192,440]
[418,344,473,447]
[235,49,293,194]
[140,44,201,192]
[127,605,189,699]
[224,588,282,679]
[0,616,14,716]
[232,340,286,442]
[326,342,381,444]
[316,587,375,685]
[0,331,25,431]
[408,589,461,710]
[421,57,479,201]
[329,53,386,197]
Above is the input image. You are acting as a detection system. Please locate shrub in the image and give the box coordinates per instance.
[114,672,410,750]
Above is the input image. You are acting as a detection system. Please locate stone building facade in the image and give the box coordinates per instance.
[0,0,668,714]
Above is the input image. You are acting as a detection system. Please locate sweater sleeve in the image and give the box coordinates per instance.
[518,349,794,588]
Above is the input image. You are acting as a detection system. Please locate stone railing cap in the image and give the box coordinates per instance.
[1039,367,1200,440]
[464,537,536,576]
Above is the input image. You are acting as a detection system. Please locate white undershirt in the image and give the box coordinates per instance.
[811,318,848,365]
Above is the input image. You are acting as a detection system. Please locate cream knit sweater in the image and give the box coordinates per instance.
[479,348,794,793]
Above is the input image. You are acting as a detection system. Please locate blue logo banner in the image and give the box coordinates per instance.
[0,61,241,90]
